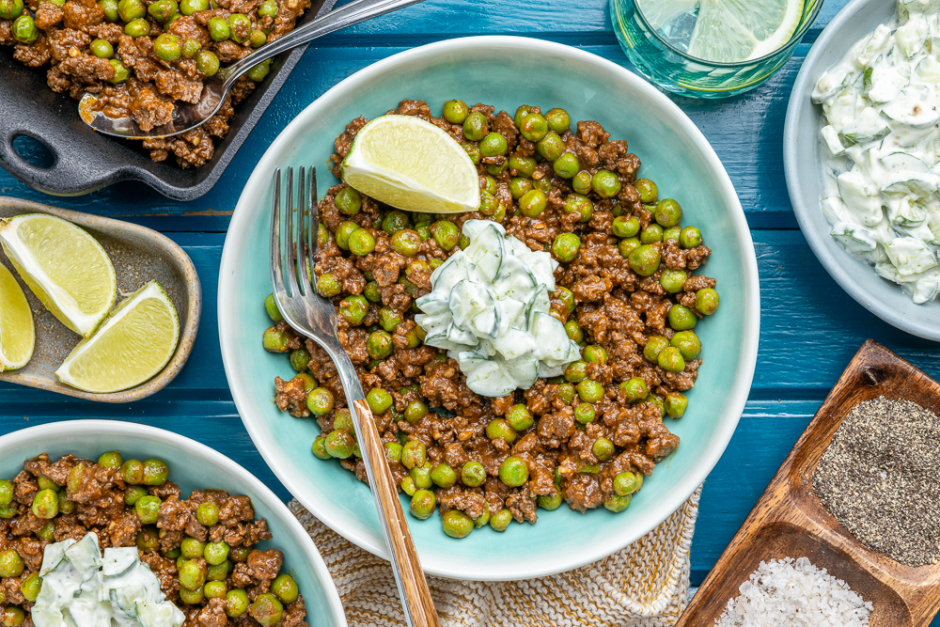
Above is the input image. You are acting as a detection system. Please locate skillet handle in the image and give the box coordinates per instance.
[0,123,122,196]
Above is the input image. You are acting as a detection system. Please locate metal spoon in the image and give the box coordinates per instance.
[80,0,425,139]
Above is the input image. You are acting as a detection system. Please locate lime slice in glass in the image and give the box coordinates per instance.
[688,0,805,62]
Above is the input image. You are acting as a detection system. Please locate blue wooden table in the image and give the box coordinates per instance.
[4,0,940,616]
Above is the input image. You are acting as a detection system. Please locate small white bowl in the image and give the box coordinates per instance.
[784,0,940,342]
[0,420,347,627]
[219,36,760,580]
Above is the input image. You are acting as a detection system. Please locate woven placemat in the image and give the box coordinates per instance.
[290,487,701,627]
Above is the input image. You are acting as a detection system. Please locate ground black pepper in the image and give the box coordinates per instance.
[813,396,940,566]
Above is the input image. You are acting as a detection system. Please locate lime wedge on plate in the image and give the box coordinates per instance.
[56,281,179,393]
[341,115,480,214]
[0,214,116,337]
[0,262,34,371]
[687,0,804,62]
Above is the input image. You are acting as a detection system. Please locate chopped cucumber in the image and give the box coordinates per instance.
[41,539,76,576]
[102,548,139,578]
[463,225,504,281]
[66,533,102,578]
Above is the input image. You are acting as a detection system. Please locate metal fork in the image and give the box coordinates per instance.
[270,167,440,627]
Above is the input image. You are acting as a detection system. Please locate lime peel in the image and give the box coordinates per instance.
[0,262,35,371]
[341,115,479,214]
[55,280,180,393]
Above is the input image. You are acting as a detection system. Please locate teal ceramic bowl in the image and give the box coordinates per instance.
[219,36,760,580]
[0,420,346,626]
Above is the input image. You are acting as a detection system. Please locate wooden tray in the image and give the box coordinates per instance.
[677,340,940,627]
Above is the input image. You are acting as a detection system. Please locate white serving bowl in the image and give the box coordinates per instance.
[219,36,760,580]
[0,420,347,627]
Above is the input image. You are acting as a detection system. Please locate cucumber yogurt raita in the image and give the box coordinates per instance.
[813,0,940,303]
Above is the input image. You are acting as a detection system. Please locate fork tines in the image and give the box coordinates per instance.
[270,166,319,300]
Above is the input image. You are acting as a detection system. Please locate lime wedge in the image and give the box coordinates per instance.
[637,0,700,31]
[55,281,179,393]
[688,0,805,62]
[0,262,34,371]
[0,214,116,337]
[341,115,480,214]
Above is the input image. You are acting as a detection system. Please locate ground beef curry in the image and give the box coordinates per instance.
[264,99,720,538]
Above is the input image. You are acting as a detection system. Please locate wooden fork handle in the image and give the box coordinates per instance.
[349,398,441,627]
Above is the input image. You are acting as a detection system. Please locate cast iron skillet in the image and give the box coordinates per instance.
[0,0,335,201]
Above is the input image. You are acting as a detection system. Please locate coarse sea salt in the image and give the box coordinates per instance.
[714,557,873,627]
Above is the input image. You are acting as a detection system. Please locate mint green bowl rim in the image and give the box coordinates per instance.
[0,420,348,626]
[218,35,761,580]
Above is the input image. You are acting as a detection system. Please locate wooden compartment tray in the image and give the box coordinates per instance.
[677,340,940,627]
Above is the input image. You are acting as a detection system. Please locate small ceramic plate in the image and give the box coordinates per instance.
[0,197,201,401]
[218,36,761,580]
[784,0,940,342]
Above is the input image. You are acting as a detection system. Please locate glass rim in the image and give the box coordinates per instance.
[631,0,826,67]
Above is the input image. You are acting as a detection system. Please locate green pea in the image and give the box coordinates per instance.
[339,295,369,325]
[489,508,513,532]
[179,0,207,12]
[100,0,119,20]
[205,581,227,599]
[0,0,23,19]
[313,273,340,298]
[257,0,277,16]
[227,12,251,43]
[665,392,688,418]
[325,430,354,459]
[519,189,547,217]
[535,491,562,512]
[613,471,643,496]
[37,476,59,492]
[204,541,229,566]
[499,456,529,487]
[649,393,665,417]
[584,345,607,364]
[577,379,605,403]
[124,485,148,506]
[654,199,682,228]
[364,281,381,302]
[410,463,433,489]
[605,494,632,513]
[2,607,25,627]
[293,372,317,393]
[557,383,577,404]
[463,112,488,141]
[680,226,702,249]
[463,143,481,164]
[618,237,641,258]
[333,408,354,432]
[671,330,701,360]
[196,50,220,77]
[401,441,427,470]
[366,330,393,360]
[536,132,564,161]
[12,13,37,42]
[509,155,536,177]
[441,510,474,539]
[486,419,516,444]
[118,0,146,19]
[474,502,491,528]
[554,286,576,314]
[226,588,250,617]
[0,549,24,578]
[249,29,266,47]
[574,403,595,424]
[634,179,658,203]
[196,501,220,526]
[552,233,581,263]
[668,304,697,331]
[564,360,588,383]
[334,221,358,250]
[443,99,469,124]
[178,558,207,592]
[142,459,168,486]
[124,17,150,37]
[388,229,420,256]
[643,336,670,363]
[135,496,161,524]
[660,268,687,293]
[262,326,289,353]
[533,176,552,193]
[0,480,13,506]
[628,245,661,277]
[508,177,532,200]
[592,170,622,199]
[148,0,177,21]
[271,574,298,604]
[311,436,331,460]
[348,228,376,257]
[400,476,417,496]
[382,210,409,234]
[206,15,230,40]
[520,113,548,142]
[553,153,580,179]
[612,216,640,238]
[20,572,40,602]
[136,528,159,552]
[663,226,681,241]
[545,108,570,134]
[461,461,486,487]
[696,288,719,315]
[90,38,114,58]
[230,546,250,563]
[264,293,283,322]
[512,105,532,128]
[592,438,615,462]
[506,404,533,431]
[430,464,456,489]
[32,489,58,519]
[334,187,361,216]
[658,346,686,373]
[367,388,393,414]
[620,377,649,403]
[306,387,334,416]
[0,504,17,519]
[480,132,508,157]
[640,224,663,244]
[180,537,204,559]
[404,400,428,423]
[430,221,459,251]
